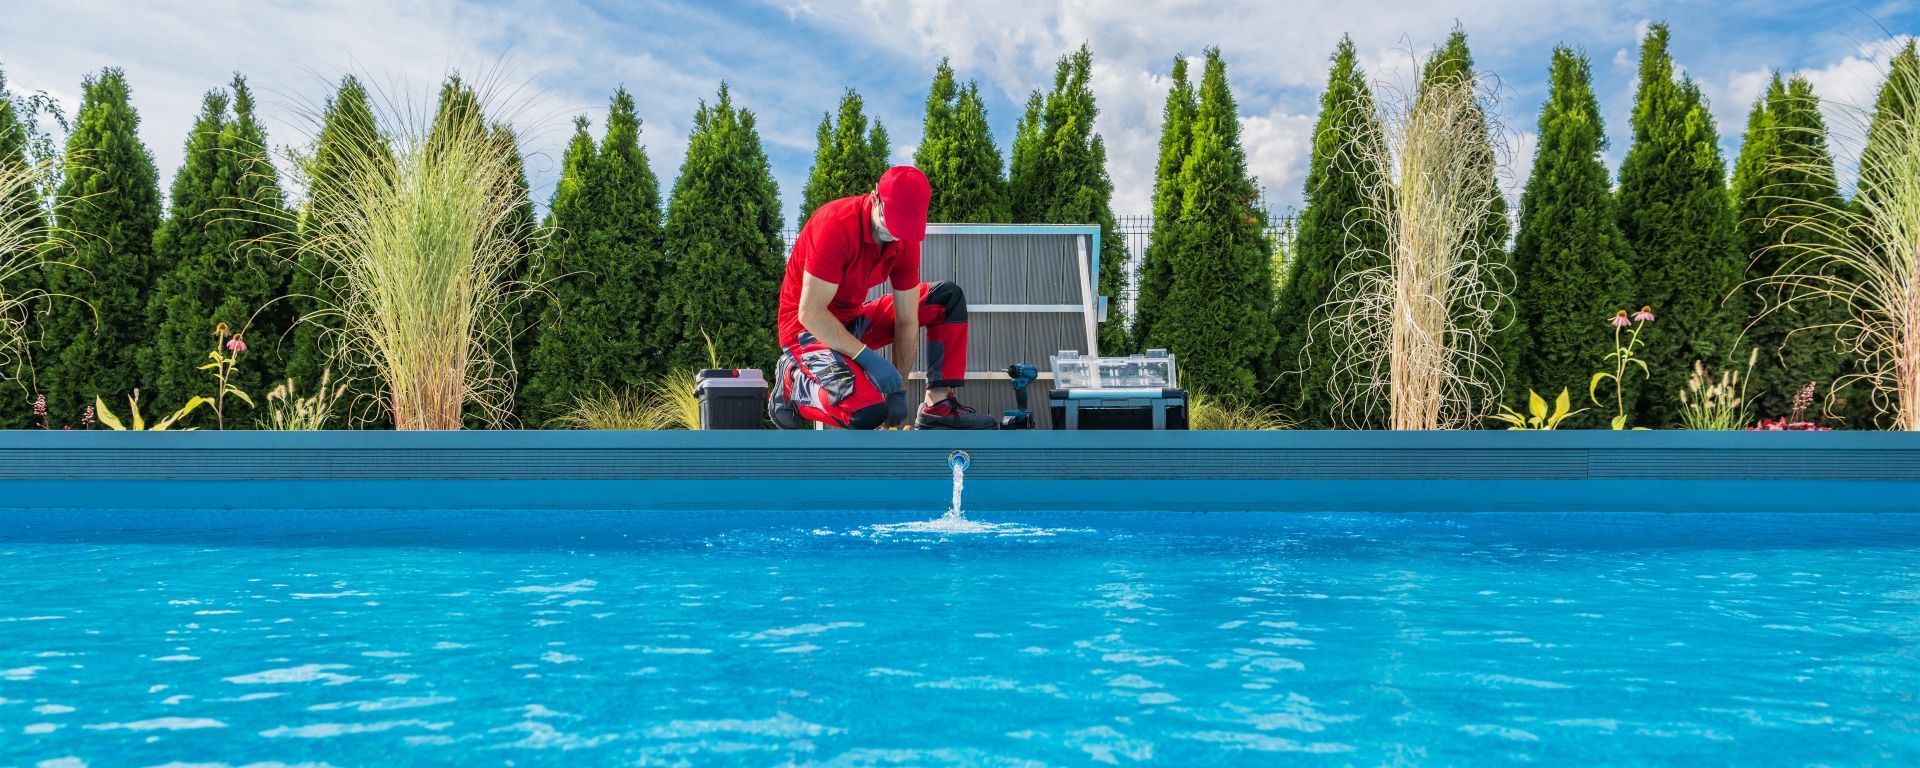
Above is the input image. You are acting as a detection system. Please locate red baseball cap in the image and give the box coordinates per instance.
[875,165,931,242]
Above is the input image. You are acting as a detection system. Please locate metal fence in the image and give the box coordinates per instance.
[1114,208,1296,321]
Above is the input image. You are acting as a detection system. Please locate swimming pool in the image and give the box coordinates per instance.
[3,507,1916,765]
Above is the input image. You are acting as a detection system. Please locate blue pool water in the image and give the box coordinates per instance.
[1,508,1917,766]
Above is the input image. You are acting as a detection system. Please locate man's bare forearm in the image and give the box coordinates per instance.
[800,308,868,358]
[891,320,918,376]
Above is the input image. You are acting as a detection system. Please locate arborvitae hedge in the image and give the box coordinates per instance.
[41,68,163,423]
[1732,73,1854,424]
[915,59,1010,224]
[1009,44,1130,353]
[286,76,387,424]
[1147,49,1273,399]
[1508,47,1631,407]
[800,89,887,225]
[144,76,290,418]
[1615,23,1743,426]
[1130,55,1196,352]
[657,85,785,372]
[1273,37,1387,427]
[522,89,666,425]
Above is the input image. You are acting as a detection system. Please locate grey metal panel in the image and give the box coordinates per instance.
[877,231,1087,305]
[856,227,1098,421]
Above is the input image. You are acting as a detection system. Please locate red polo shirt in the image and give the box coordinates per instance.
[777,194,922,347]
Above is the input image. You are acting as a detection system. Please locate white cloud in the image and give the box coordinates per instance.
[3,0,1914,228]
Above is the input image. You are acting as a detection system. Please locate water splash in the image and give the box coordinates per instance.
[835,449,1082,538]
[946,450,969,519]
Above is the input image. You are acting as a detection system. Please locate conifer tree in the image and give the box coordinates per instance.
[1130,55,1196,350]
[800,89,888,225]
[522,89,666,425]
[1146,49,1274,399]
[1008,44,1130,352]
[1858,42,1920,218]
[1847,42,1920,426]
[40,68,163,422]
[144,75,290,415]
[1508,47,1632,404]
[521,121,597,424]
[487,123,538,426]
[0,70,46,426]
[1616,23,1743,426]
[1732,73,1854,424]
[287,76,386,424]
[657,84,785,371]
[915,59,1010,223]
[1273,37,1388,427]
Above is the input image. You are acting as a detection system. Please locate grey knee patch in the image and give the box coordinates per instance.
[927,281,967,323]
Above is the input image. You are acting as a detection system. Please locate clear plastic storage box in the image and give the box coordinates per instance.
[1049,349,1177,389]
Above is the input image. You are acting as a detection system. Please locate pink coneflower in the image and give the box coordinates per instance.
[1633,306,1656,323]
[226,334,247,353]
[1610,310,1631,328]
[32,394,46,417]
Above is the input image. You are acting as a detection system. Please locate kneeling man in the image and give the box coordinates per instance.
[771,165,995,430]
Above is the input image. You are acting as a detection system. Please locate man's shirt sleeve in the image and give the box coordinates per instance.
[799,224,849,286]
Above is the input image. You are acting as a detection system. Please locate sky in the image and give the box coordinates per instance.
[3,0,1917,228]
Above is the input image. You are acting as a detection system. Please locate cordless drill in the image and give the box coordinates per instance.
[1000,363,1038,430]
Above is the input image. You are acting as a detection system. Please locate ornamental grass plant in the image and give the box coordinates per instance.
[283,78,536,430]
[1189,394,1294,430]
[1679,348,1757,431]
[0,151,59,385]
[554,372,700,431]
[1322,60,1511,429]
[263,370,348,431]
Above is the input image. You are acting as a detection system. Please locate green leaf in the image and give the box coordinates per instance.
[1554,389,1572,419]
[1610,413,1628,430]
[1528,390,1548,422]
[129,395,145,431]
[228,389,255,408]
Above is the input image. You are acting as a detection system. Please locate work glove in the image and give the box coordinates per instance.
[883,392,911,429]
[853,347,911,428]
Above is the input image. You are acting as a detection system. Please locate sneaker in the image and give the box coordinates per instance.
[915,395,999,430]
